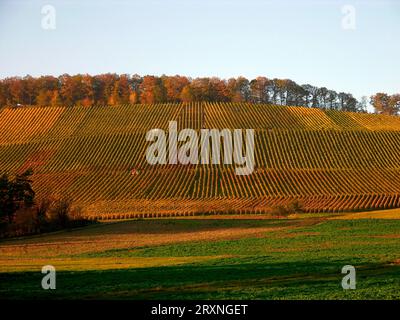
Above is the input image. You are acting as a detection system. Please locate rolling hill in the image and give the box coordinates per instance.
[1,102,400,219]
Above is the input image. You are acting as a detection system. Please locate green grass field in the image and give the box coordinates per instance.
[1,213,399,299]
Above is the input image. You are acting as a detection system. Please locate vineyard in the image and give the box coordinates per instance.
[0,102,400,219]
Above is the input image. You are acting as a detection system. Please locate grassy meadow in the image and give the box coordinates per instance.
[1,211,400,299]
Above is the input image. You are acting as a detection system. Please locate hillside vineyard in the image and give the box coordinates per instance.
[1,102,400,219]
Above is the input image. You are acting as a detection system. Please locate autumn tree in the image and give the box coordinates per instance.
[227,77,250,102]
[185,77,228,102]
[36,76,59,106]
[139,76,166,104]
[4,77,29,105]
[80,75,95,106]
[109,74,131,105]
[250,77,269,103]
[0,82,7,107]
[371,93,400,115]
[59,74,87,106]
[180,85,194,102]
[209,77,229,102]
[389,94,400,115]
[162,75,189,102]
[370,93,394,115]
[190,78,211,101]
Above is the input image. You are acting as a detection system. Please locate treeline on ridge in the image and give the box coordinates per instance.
[0,74,399,115]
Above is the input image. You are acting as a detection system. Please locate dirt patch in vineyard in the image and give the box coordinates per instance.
[18,148,57,173]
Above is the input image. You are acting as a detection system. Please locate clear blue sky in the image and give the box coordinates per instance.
[0,0,399,103]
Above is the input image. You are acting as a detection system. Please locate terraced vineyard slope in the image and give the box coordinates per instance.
[1,103,399,219]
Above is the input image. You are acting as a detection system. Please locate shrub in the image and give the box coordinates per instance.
[271,205,290,218]
[287,200,304,214]
[35,196,52,231]
[49,196,72,228]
